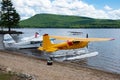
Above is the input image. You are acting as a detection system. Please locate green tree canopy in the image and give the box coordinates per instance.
[0,0,20,31]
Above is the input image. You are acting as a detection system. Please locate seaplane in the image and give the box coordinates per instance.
[37,34,114,65]
[68,31,83,35]
[3,32,55,50]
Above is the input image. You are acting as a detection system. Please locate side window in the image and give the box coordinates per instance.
[30,41,42,44]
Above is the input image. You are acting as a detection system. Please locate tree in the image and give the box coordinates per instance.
[0,0,20,32]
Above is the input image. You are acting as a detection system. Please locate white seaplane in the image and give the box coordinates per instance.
[3,32,54,50]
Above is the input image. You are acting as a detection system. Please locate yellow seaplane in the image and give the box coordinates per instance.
[38,34,114,65]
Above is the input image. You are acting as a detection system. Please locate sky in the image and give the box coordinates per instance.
[10,0,120,20]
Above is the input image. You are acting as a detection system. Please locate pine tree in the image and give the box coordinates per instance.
[0,0,20,32]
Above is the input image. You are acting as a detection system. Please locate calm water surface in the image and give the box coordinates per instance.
[13,28,120,74]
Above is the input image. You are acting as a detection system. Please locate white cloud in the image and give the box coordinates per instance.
[11,0,120,20]
[108,9,120,19]
[104,5,112,10]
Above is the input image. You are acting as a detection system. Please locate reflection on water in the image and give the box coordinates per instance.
[3,28,120,74]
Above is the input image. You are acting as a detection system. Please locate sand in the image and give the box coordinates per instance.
[0,50,120,80]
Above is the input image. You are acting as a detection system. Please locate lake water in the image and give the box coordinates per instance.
[13,28,120,74]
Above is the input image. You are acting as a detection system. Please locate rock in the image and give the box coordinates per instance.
[6,67,12,72]
[18,73,36,80]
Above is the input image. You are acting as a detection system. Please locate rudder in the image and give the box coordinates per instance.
[42,34,52,50]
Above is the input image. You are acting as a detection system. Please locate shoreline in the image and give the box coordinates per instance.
[0,50,120,80]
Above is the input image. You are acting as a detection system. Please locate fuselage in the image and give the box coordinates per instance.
[3,35,43,49]
[53,41,89,50]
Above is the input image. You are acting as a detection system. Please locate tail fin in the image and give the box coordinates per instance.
[4,34,16,43]
[38,34,58,52]
[42,34,52,48]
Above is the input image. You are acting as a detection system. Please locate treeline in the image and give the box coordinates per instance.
[19,14,120,28]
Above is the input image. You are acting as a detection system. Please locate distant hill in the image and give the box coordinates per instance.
[19,14,120,28]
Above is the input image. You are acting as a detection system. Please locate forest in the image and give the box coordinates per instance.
[19,14,120,28]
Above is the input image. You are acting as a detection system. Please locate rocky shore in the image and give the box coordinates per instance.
[0,50,120,80]
[0,65,36,80]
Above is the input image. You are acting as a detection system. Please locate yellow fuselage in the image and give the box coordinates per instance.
[53,41,89,50]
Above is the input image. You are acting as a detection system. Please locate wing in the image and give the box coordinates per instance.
[50,35,114,42]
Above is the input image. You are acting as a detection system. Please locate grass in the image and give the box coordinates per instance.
[0,73,12,80]
[0,72,17,80]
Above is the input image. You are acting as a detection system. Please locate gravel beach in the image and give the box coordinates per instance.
[0,50,120,80]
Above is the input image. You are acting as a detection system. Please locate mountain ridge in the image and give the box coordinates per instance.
[19,14,120,28]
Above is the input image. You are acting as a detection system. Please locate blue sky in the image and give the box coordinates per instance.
[84,0,120,9]
[11,0,120,20]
